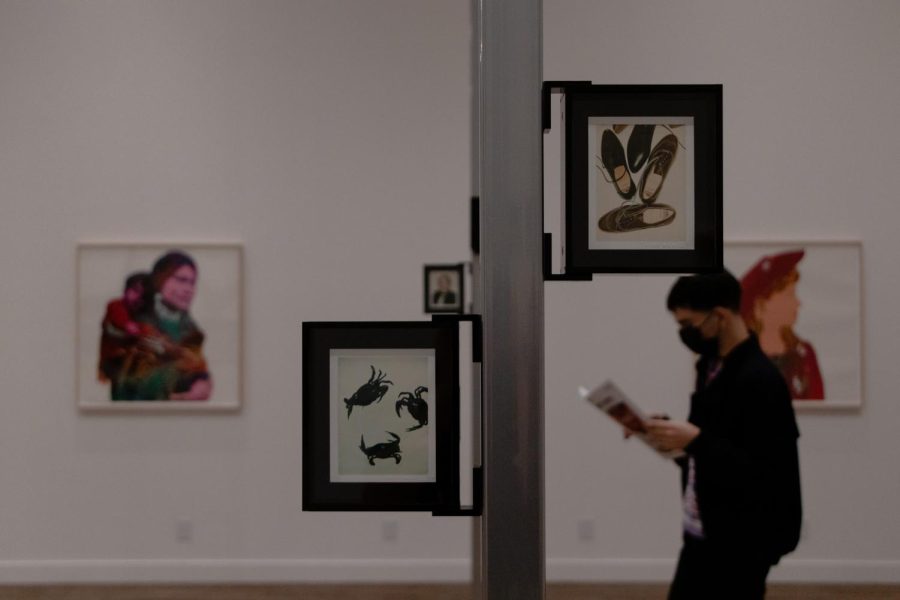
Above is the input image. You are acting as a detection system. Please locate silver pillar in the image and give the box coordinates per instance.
[473,0,545,598]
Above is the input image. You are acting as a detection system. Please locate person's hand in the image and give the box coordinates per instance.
[623,413,669,440]
[170,378,212,401]
[139,335,168,355]
[644,419,699,452]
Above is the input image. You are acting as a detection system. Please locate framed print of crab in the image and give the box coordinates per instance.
[563,84,722,273]
[302,321,460,511]
[332,352,435,482]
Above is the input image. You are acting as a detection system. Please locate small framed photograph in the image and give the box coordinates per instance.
[302,321,460,511]
[76,243,243,412]
[423,264,465,314]
[725,241,863,410]
[564,84,722,273]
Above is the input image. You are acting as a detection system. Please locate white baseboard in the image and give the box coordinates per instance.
[0,557,898,585]
[548,558,674,582]
[0,559,471,585]
[770,559,900,583]
[548,558,900,584]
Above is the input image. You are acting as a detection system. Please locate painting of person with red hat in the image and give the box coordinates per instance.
[739,249,825,400]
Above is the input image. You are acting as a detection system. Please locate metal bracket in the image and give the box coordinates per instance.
[542,80,591,132]
[431,466,483,517]
[542,82,594,282]
[543,233,592,281]
[470,196,480,256]
[431,313,483,362]
[430,313,483,516]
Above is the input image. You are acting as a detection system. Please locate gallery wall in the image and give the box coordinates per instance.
[0,0,898,585]
[543,0,900,583]
[0,0,472,583]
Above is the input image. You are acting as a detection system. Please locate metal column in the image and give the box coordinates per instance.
[473,0,545,598]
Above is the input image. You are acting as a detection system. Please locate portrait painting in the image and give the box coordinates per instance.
[424,264,465,314]
[77,243,243,412]
[725,241,862,409]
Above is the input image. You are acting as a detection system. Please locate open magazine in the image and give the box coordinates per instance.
[580,380,684,459]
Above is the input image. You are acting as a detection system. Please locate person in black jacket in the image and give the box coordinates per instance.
[639,272,802,599]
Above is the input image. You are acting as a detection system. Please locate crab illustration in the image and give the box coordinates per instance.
[359,432,402,465]
[344,365,393,418]
[395,386,429,431]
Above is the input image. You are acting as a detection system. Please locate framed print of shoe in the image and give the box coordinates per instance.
[553,83,722,274]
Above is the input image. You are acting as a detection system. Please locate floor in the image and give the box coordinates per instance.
[0,584,899,600]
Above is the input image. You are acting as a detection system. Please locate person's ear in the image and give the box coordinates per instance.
[712,306,729,328]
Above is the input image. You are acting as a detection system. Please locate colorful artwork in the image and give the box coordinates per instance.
[78,243,242,412]
[725,242,862,409]
[739,250,823,400]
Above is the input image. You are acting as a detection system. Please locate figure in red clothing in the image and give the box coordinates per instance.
[97,272,152,385]
[740,249,825,400]
[105,273,150,336]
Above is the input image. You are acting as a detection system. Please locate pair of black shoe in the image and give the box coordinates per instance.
[599,126,678,205]
[597,125,679,233]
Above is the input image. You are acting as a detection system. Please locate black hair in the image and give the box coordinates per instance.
[123,272,150,293]
[666,271,742,313]
[151,250,197,289]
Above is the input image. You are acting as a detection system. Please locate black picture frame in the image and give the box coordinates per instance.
[302,321,460,512]
[563,84,723,273]
[423,263,465,314]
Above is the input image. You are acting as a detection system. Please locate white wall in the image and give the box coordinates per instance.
[1,0,899,586]
[0,0,472,583]
[544,0,900,584]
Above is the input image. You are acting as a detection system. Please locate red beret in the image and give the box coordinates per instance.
[739,249,804,323]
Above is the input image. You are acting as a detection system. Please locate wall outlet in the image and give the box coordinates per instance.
[381,520,399,542]
[577,518,595,542]
[175,518,193,543]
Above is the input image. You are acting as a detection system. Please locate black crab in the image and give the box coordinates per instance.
[395,386,429,432]
[359,431,402,465]
[344,365,393,418]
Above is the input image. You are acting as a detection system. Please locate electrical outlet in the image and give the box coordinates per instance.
[381,520,399,542]
[176,519,193,543]
[577,518,595,542]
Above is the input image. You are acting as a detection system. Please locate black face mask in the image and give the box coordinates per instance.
[678,313,720,356]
